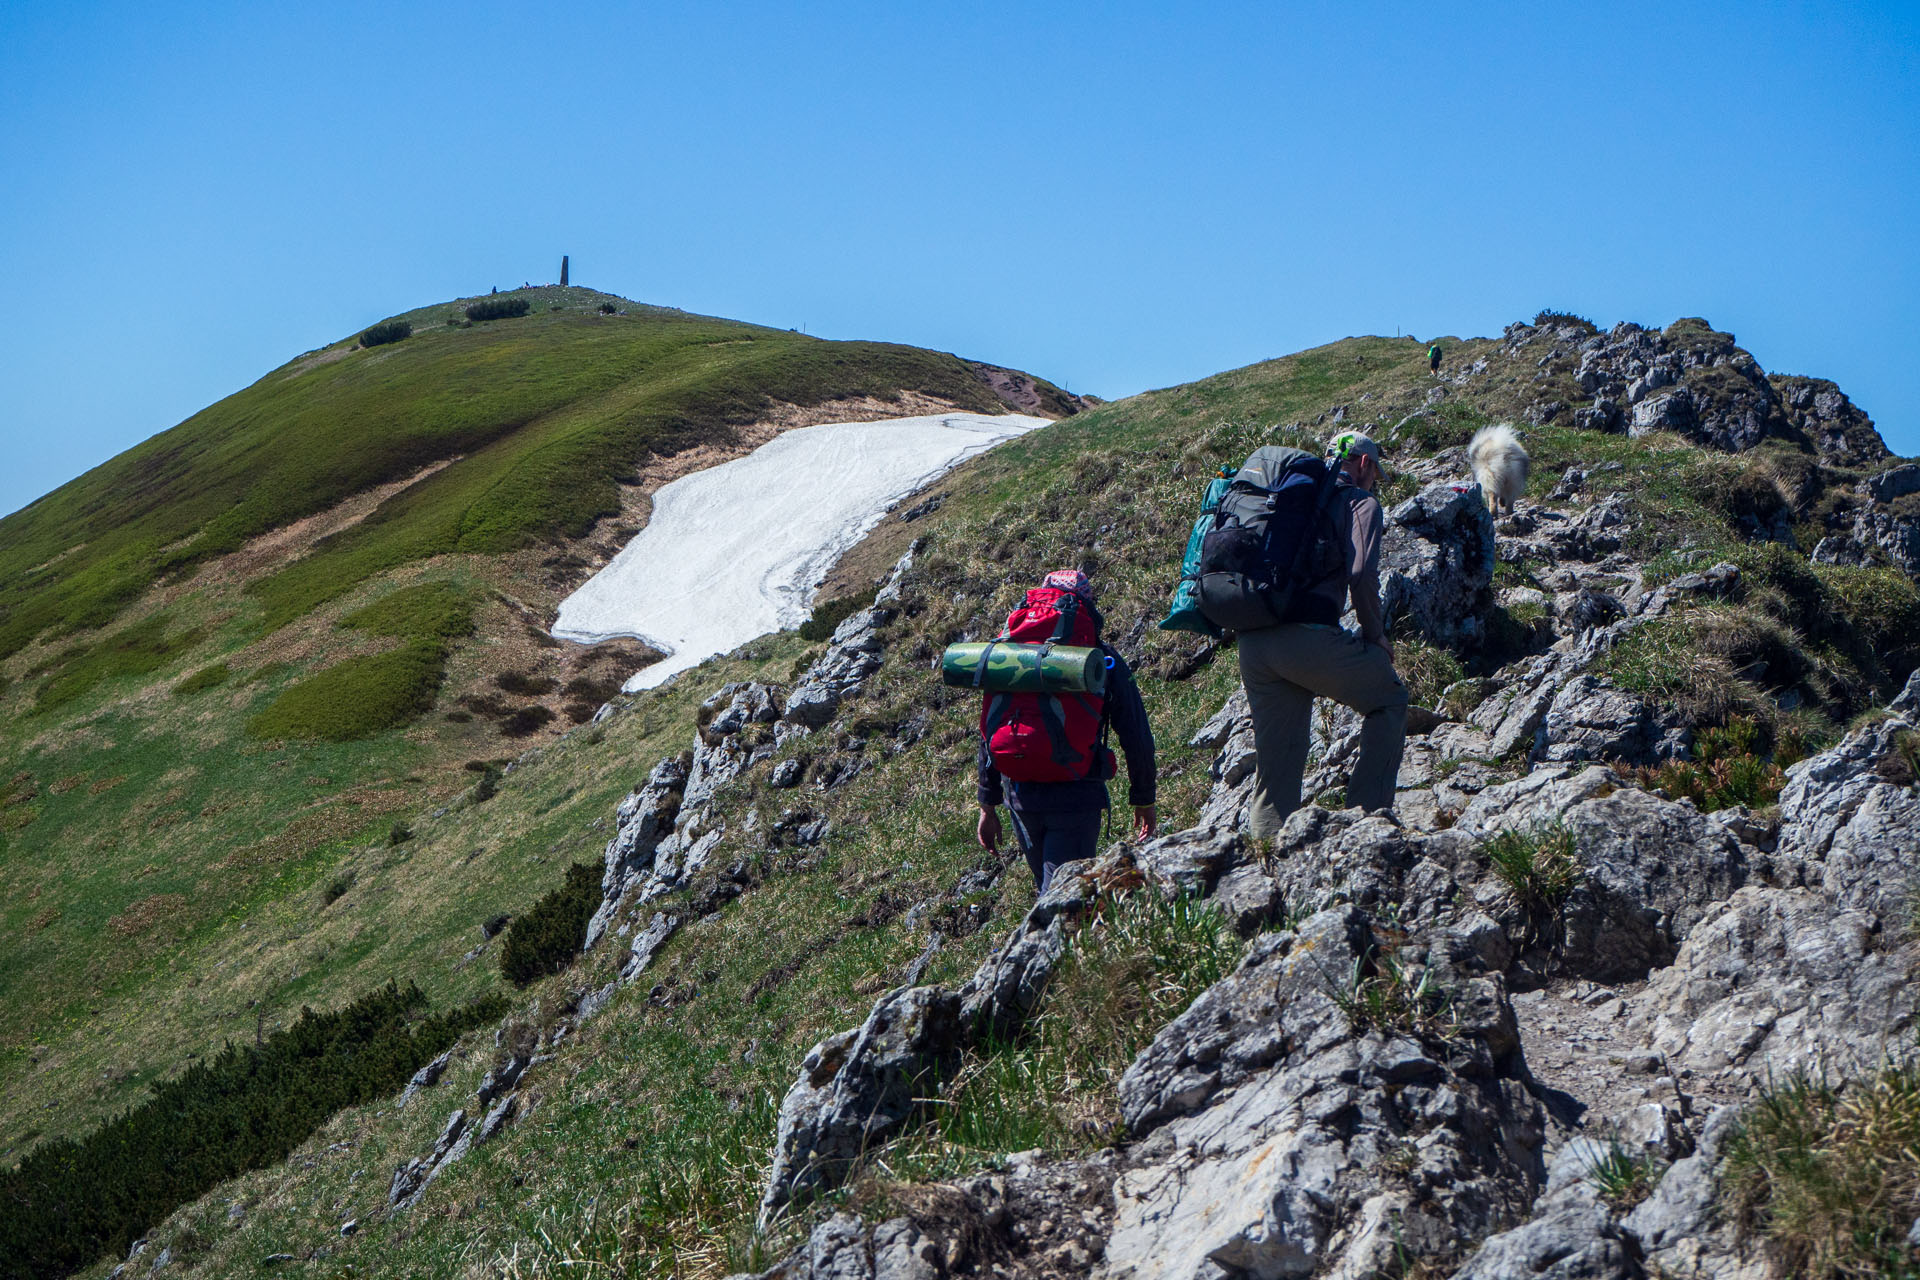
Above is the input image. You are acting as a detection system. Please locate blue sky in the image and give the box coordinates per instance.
[2,1,1915,517]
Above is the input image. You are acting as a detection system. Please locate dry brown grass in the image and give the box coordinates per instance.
[1725,1063,1920,1278]
[109,893,189,937]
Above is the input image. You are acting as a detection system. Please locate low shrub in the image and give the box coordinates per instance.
[1724,1062,1920,1278]
[496,670,558,697]
[799,589,877,642]
[1533,309,1599,335]
[246,640,448,741]
[465,296,531,322]
[359,319,412,348]
[250,582,478,741]
[172,662,229,696]
[500,862,602,987]
[1631,715,1787,812]
[0,982,504,1280]
[499,705,555,738]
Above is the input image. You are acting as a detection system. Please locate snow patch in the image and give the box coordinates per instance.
[552,412,1049,690]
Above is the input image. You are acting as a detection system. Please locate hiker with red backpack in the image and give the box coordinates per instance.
[1173,432,1407,837]
[946,569,1157,893]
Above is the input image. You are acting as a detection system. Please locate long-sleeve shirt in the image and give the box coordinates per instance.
[1300,486,1386,643]
[976,644,1156,814]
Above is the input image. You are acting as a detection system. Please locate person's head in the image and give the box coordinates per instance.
[1328,431,1387,493]
[1042,568,1096,603]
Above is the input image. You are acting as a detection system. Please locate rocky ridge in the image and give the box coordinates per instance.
[697,413,1920,1277]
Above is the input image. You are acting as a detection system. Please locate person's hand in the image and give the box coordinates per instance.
[1132,805,1158,841]
[977,805,1002,853]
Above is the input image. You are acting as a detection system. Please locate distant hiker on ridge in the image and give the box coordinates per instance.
[1428,342,1442,373]
[971,570,1157,892]
[1192,433,1407,836]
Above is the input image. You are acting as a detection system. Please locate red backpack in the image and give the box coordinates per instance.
[980,587,1114,783]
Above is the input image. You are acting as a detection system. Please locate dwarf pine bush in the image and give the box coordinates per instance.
[500,862,602,986]
[359,318,412,347]
[0,982,503,1280]
[465,296,531,322]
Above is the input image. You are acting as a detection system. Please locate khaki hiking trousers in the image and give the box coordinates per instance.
[1237,623,1408,838]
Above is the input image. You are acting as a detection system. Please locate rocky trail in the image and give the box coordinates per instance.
[352,317,1920,1280]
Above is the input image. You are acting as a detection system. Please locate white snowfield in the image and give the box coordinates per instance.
[552,412,1050,690]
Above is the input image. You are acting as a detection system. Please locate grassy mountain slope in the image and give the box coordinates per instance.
[0,287,1078,1151]
[48,316,1916,1278]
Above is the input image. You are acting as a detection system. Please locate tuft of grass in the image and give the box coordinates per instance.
[1724,1063,1920,1279]
[1329,947,1456,1039]
[1483,823,1581,912]
[1396,639,1466,709]
[1581,1140,1663,1211]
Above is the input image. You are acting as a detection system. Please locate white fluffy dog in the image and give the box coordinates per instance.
[1468,424,1530,516]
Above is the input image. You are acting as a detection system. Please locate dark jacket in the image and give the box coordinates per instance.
[976,644,1156,814]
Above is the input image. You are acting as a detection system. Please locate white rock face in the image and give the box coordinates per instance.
[551,412,1048,689]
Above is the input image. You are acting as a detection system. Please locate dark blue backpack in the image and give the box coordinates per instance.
[1194,445,1347,632]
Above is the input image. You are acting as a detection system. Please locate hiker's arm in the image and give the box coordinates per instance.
[975,736,1004,851]
[1107,652,1157,810]
[1349,497,1391,654]
[976,733,1003,809]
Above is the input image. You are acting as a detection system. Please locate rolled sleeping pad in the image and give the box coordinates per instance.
[940,641,1108,695]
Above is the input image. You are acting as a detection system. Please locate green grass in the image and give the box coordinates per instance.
[881,890,1243,1179]
[31,613,204,713]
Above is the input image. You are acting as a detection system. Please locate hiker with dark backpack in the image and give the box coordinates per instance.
[1428,342,1442,373]
[957,570,1157,893]
[1192,432,1407,837]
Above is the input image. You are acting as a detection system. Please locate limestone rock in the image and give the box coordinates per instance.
[760,985,963,1218]
[1627,885,1917,1083]
[1537,675,1687,766]
[785,606,892,728]
[1105,905,1544,1280]
[1378,480,1497,647]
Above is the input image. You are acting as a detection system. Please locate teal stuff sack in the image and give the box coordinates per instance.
[1158,468,1236,637]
